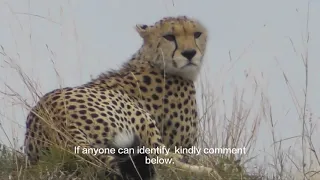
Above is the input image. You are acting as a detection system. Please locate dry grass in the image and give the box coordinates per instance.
[0,45,259,180]
[1,40,318,179]
[1,2,319,180]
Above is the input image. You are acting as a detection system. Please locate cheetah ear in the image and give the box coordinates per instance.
[135,24,149,38]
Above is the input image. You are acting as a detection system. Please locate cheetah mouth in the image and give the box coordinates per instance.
[182,62,197,68]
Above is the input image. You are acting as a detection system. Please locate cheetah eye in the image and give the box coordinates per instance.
[163,34,176,41]
[194,32,202,39]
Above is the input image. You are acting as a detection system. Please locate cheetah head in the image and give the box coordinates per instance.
[136,16,208,81]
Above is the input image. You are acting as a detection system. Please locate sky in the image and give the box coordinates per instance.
[0,0,319,175]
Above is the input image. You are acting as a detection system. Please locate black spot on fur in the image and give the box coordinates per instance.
[139,86,148,92]
[71,114,78,119]
[155,78,162,83]
[90,113,99,118]
[140,118,145,123]
[86,119,93,124]
[136,111,142,116]
[68,105,76,110]
[155,86,163,93]
[151,94,159,100]
[52,96,60,101]
[142,75,152,85]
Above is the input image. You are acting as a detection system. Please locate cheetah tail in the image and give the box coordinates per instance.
[110,131,156,180]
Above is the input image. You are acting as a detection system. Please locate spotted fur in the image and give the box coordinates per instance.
[24,16,209,180]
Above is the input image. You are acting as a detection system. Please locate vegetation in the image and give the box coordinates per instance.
[0,3,319,180]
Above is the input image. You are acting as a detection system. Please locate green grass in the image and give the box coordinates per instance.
[1,3,319,179]
[1,46,319,179]
[0,144,264,180]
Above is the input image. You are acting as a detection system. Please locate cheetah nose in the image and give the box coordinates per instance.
[181,50,196,61]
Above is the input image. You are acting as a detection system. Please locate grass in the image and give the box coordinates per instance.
[1,2,319,180]
[1,42,318,179]
[0,144,257,180]
[0,48,259,180]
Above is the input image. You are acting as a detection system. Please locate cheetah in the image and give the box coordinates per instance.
[24,16,219,180]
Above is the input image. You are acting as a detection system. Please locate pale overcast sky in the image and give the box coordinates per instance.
[0,0,319,175]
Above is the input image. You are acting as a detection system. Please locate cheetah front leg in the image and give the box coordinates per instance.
[128,105,222,179]
[125,105,183,160]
